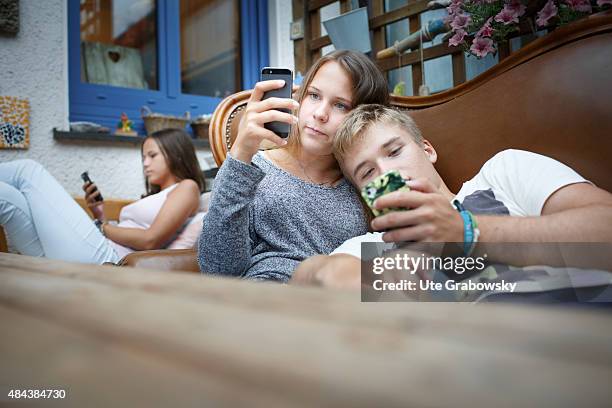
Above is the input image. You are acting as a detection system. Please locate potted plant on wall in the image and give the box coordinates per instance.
[447,0,612,58]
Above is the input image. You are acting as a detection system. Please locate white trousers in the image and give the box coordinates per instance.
[0,159,119,264]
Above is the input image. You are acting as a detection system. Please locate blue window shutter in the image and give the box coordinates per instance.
[240,0,270,89]
[257,0,270,73]
[164,0,180,99]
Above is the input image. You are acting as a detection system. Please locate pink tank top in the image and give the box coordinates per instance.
[110,184,178,259]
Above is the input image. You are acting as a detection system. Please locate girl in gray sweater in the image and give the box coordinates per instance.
[199,51,389,282]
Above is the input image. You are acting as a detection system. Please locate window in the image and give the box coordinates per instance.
[68,0,269,134]
[180,0,240,98]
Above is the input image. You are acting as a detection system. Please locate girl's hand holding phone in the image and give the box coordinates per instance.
[83,181,105,221]
[230,79,299,164]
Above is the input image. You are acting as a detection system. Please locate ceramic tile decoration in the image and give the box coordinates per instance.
[0,96,30,149]
[0,0,19,34]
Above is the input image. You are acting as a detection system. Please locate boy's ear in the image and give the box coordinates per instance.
[422,140,438,164]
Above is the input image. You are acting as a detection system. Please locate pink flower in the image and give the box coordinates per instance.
[447,3,463,15]
[597,0,612,6]
[449,29,467,46]
[494,7,520,25]
[470,36,495,58]
[537,0,558,27]
[477,17,494,37]
[445,2,463,24]
[565,0,592,12]
[505,0,527,17]
[450,13,472,30]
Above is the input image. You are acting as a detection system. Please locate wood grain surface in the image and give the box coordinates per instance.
[1,253,611,407]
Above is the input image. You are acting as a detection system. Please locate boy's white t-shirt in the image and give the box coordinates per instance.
[331,149,589,258]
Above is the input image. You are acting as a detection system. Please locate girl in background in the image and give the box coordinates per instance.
[0,128,205,263]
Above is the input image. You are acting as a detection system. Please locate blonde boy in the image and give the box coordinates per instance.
[291,104,612,288]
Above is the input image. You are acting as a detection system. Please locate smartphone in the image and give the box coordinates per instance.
[81,171,104,202]
[361,170,410,217]
[261,67,293,138]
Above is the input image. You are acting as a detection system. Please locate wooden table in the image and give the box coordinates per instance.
[1,253,611,407]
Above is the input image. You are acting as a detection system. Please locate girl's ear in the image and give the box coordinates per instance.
[422,140,438,164]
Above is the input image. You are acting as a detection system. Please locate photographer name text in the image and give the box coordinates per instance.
[372,279,517,292]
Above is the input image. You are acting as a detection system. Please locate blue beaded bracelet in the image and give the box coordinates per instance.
[453,200,478,256]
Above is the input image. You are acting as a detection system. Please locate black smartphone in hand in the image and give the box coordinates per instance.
[261,67,293,138]
[81,171,103,202]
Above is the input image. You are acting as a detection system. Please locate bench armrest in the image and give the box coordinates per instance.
[118,249,199,273]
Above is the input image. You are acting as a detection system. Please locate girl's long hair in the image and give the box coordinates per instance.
[141,128,206,197]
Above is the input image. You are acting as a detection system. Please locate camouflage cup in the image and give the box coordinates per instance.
[361,170,410,217]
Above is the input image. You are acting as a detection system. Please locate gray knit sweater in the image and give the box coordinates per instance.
[198,152,369,282]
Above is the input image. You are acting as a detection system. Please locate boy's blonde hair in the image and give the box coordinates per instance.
[333,104,424,162]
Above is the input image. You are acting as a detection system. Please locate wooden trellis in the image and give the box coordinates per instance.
[292,0,521,95]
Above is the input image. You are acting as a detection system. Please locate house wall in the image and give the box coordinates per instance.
[0,0,216,200]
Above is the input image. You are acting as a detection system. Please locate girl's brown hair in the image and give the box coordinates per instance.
[142,128,206,196]
[294,50,389,109]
